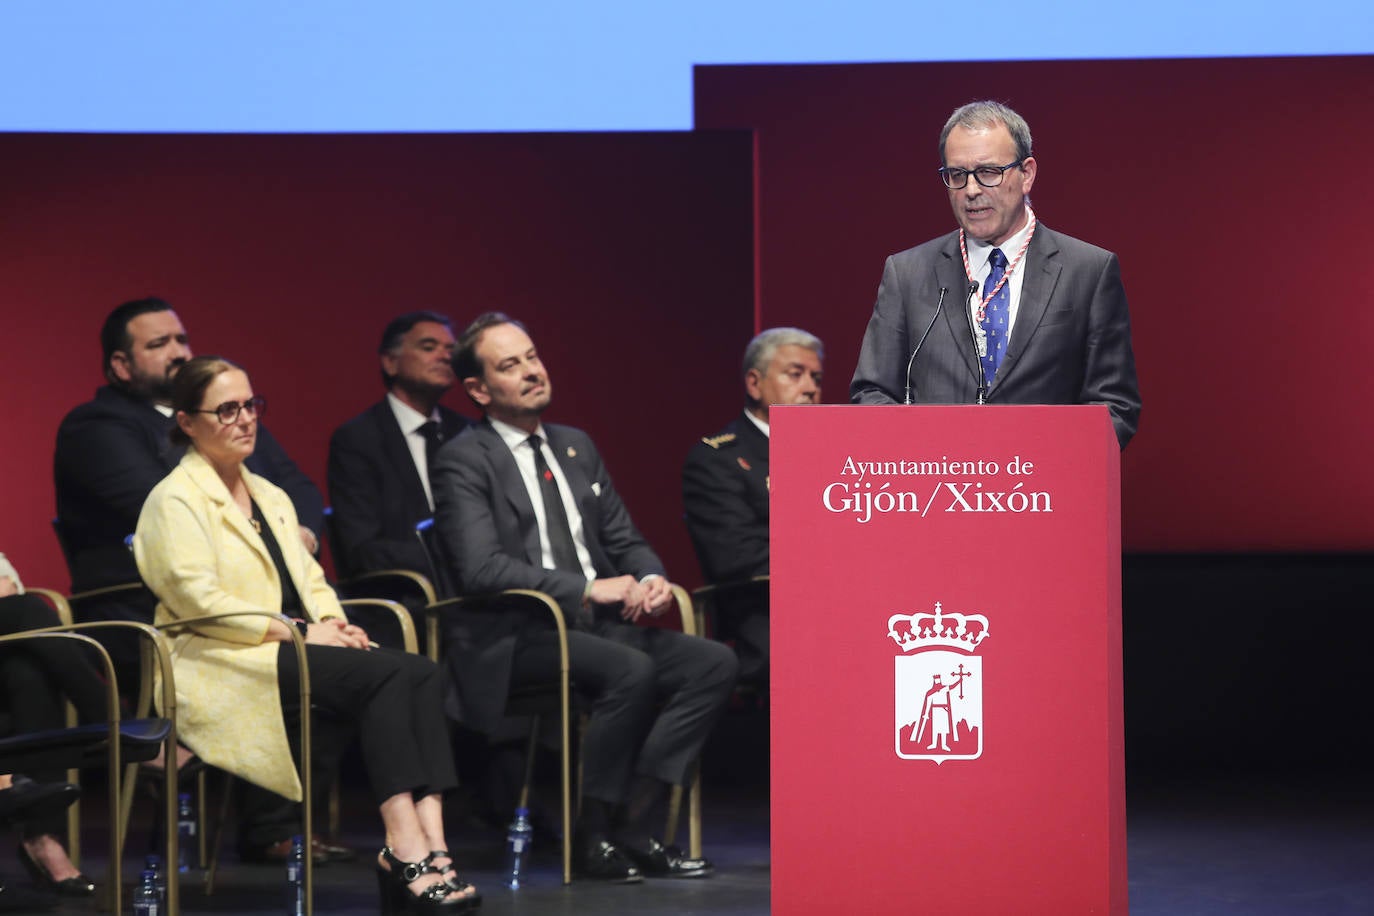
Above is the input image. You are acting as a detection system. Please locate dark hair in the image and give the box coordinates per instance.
[101,297,174,384]
[452,312,526,382]
[169,355,242,446]
[377,310,454,387]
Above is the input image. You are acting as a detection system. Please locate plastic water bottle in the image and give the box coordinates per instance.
[176,793,196,873]
[144,854,166,910]
[132,868,160,916]
[285,834,305,916]
[505,807,533,889]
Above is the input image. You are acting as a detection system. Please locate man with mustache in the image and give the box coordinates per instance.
[850,100,1140,448]
[52,296,334,866]
[432,313,737,883]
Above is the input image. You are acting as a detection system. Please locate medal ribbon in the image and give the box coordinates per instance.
[960,207,1037,323]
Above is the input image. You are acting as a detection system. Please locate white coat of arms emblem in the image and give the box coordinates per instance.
[889,602,990,764]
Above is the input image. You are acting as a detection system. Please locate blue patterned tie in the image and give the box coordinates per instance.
[979,248,1009,382]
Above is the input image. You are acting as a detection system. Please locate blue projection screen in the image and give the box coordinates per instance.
[3,0,1370,132]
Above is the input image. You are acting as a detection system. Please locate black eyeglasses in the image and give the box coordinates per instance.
[937,160,1024,189]
[191,396,267,424]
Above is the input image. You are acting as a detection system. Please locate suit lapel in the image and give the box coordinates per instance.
[183,450,274,572]
[374,401,431,514]
[996,227,1062,392]
[935,235,982,385]
[477,421,543,564]
[545,426,593,517]
[545,425,606,573]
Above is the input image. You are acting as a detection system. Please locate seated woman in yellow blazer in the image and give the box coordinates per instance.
[133,356,479,914]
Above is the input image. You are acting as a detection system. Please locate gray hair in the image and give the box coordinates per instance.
[939,101,1033,164]
[743,327,824,378]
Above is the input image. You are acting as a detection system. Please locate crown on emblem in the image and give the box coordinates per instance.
[886,602,990,654]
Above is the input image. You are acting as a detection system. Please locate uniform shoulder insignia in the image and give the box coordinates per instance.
[700,432,737,450]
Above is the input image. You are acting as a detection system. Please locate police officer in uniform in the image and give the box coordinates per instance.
[681,327,823,679]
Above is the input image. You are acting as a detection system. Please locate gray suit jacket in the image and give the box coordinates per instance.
[850,225,1140,448]
[430,419,664,731]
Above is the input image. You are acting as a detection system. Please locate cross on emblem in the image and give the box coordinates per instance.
[951,662,973,700]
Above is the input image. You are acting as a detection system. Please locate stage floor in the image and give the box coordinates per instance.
[17,774,1373,915]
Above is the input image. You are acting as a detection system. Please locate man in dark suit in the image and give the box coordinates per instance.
[51,296,334,865]
[432,313,737,883]
[850,100,1140,448]
[328,311,471,581]
[54,297,324,636]
[681,326,823,680]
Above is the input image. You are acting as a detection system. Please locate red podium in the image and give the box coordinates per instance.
[770,405,1126,915]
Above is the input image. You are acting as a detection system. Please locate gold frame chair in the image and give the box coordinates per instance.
[415,519,704,883]
[0,618,176,914]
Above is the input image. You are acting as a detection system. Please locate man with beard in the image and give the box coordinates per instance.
[52,296,335,867]
[55,297,322,604]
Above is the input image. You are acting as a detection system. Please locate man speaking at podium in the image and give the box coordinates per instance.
[849,100,1140,449]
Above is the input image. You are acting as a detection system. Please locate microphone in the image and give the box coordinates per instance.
[904,287,948,405]
[963,281,988,405]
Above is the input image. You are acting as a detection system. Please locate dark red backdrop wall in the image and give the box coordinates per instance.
[695,55,1374,551]
[1,131,754,591]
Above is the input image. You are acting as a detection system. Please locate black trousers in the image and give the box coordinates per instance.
[509,621,737,806]
[0,593,110,838]
[731,612,770,683]
[276,644,458,805]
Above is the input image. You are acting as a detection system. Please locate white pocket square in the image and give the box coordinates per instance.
[591,482,602,497]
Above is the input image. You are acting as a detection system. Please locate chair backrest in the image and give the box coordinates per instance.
[413,518,455,599]
[321,507,356,582]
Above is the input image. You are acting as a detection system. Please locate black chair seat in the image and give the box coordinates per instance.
[0,718,172,772]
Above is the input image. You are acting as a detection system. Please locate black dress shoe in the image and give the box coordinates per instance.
[573,836,643,883]
[16,843,96,897]
[620,837,713,878]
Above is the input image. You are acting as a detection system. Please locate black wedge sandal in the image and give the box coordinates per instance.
[376,847,469,914]
[428,850,482,909]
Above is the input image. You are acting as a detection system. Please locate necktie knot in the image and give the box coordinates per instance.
[988,248,1007,270]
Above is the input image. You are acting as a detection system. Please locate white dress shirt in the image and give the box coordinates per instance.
[966,205,1036,352]
[489,418,597,581]
[387,392,442,510]
[743,408,769,438]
